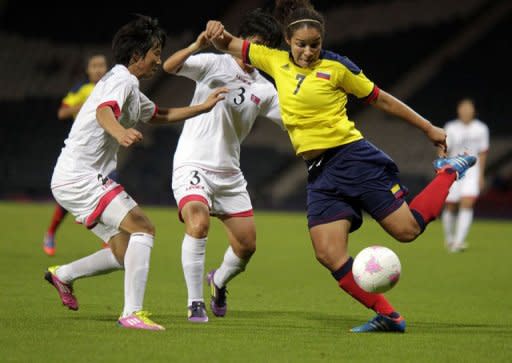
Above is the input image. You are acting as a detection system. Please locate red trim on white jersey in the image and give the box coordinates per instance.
[97,100,121,119]
[242,40,250,65]
[85,185,124,228]
[152,104,159,118]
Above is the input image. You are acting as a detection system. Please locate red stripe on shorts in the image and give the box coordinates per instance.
[224,209,254,218]
[177,195,209,223]
[85,185,124,228]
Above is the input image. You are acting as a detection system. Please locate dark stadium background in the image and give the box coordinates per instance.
[1,0,510,217]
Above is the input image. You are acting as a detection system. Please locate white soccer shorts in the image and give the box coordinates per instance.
[51,173,137,241]
[446,166,480,202]
[172,165,253,220]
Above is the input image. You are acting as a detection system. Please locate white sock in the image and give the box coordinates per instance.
[122,232,153,317]
[454,208,474,245]
[441,209,456,245]
[213,246,249,288]
[181,234,207,306]
[56,248,123,284]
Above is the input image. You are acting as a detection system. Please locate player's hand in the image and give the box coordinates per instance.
[425,124,447,157]
[116,128,143,147]
[197,31,211,49]
[202,87,229,111]
[205,20,225,42]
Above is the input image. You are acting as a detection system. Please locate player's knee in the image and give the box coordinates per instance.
[314,248,334,267]
[186,219,209,239]
[130,214,155,236]
[239,240,256,259]
[393,223,421,243]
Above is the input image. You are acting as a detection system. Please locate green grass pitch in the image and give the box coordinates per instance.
[1,201,511,362]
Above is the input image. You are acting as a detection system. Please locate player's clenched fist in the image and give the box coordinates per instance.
[117,128,143,147]
[425,124,447,156]
[206,20,225,41]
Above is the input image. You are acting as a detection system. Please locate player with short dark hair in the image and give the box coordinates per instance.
[205,0,476,333]
[44,14,227,331]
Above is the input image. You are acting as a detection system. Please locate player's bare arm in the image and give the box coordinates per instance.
[57,104,83,120]
[163,31,211,74]
[149,87,228,124]
[370,89,447,155]
[206,21,244,59]
[96,106,142,147]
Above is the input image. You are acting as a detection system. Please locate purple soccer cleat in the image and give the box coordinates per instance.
[207,270,227,317]
[187,301,209,323]
[44,265,79,311]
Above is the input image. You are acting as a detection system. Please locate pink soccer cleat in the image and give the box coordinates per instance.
[44,266,78,310]
[118,311,165,331]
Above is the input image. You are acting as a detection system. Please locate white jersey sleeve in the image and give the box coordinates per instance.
[139,91,157,123]
[259,92,284,130]
[97,73,133,118]
[177,53,218,82]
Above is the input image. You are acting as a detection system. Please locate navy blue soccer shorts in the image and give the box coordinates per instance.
[306,139,408,232]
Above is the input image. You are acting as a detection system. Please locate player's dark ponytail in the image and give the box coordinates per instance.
[273,0,324,40]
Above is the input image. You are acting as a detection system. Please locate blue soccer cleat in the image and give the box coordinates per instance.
[433,154,476,180]
[350,314,406,333]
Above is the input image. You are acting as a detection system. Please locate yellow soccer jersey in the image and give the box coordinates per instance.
[61,81,95,119]
[243,41,379,155]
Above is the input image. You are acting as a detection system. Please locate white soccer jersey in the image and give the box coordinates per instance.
[173,53,283,172]
[445,118,489,200]
[51,64,156,187]
[445,119,489,157]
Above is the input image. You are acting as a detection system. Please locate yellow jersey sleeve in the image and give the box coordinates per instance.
[61,82,95,107]
[243,41,288,79]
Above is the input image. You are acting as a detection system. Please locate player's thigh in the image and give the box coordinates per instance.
[220,216,256,258]
[378,202,420,242]
[118,205,155,235]
[309,219,351,271]
[172,166,213,223]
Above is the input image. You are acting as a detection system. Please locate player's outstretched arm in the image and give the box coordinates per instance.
[370,89,447,155]
[163,31,211,74]
[96,106,143,147]
[149,87,228,124]
[205,20,244,59]
[57,103,82,120]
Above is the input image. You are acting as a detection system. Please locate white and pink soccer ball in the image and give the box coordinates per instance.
[352,246,401,293]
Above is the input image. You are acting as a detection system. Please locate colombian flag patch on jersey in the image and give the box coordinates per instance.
[391,184,404,199]
[316,71,331,80]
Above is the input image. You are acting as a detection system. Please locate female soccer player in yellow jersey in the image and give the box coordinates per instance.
[205,0,476,332]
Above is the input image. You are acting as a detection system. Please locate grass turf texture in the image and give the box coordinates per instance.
[1,201,511,362]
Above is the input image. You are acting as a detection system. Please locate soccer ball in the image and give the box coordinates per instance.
[352,246,401,293]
